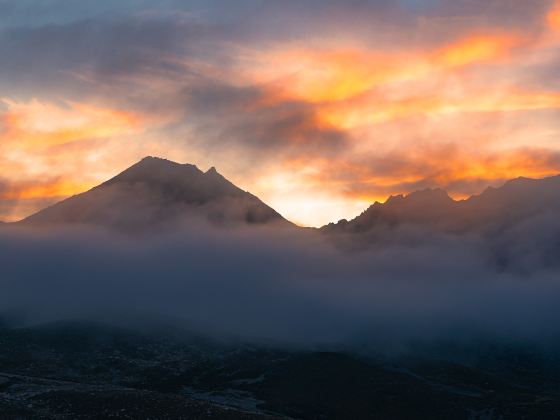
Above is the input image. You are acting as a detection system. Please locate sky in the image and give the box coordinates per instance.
[1,0,560,226]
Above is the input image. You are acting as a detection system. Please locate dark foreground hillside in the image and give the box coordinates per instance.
[2,320,560,419]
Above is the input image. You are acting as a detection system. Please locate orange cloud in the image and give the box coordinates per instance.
[435,33,521,68]
[245,30,524,108]
[0,98,167,222]
[421,148,560,190]
[289,146,560,205]
[318,90,560,129]
[236,28,553,135]
[0,98,144,149]
[0,180,93,201]
[271,49,401,103]
[229,23,560,227]
[548,0,560,31]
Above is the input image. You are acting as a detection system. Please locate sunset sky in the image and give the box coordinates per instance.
[1,0,560,226]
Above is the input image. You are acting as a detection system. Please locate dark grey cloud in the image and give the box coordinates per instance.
[0,0,190,28]
[432,0,552,26]
[0,16,216,99]
[182,81,349,161]
[516,52,560,91]
[0,2,361,98]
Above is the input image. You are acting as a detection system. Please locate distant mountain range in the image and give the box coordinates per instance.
[3,157,560,233]
[323,175,560,235]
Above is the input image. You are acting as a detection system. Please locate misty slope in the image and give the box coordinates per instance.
[323,175,560,235]
[21,157,290,230]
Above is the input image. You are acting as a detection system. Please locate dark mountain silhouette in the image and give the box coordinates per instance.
[21,157,290,230]
[10,157,560,235]
[322,175,560,235]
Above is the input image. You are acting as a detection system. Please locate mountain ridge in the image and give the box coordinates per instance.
[3,157,560,232]
[323,174,560,234]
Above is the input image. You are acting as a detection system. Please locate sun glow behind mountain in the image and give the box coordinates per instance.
[1,0,560,226]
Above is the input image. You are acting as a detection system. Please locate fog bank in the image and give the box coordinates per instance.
[1,220,560,350]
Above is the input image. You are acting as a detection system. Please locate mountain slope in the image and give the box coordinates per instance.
[323,175,560,235]
[22,157,290,230]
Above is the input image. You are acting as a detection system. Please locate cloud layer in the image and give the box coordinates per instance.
[2,214,560,350]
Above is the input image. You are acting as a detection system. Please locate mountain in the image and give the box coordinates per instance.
[21,157,290,230]
[323,175,560,235]
[13,159,560,234]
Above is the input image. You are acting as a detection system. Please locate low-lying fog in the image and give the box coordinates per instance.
[1,214,560,352]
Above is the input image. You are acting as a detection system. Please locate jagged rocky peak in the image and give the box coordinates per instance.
[382,188,452,208]
[406,188,452,201]
[323,174,560,235]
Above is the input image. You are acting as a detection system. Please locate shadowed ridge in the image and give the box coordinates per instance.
[471,174,560,200]
[20,157,291,230]
[454,174,560,228]
[462,175,560,212]
[323,187,457,233]
[383,188,453,212]
[323,174,560,234]
[202,165,248,194]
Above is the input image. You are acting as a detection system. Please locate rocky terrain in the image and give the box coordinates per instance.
[2,320,560,419]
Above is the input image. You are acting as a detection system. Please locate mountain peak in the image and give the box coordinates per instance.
[141,155,166,162]
[384,188,452,206]
[22,157,290,230]
[134,156,198,171]
[137,156,184,168]
[102,156,201,188]
[385,194,404,204]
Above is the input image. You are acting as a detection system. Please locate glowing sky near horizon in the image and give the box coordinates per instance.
[1,0,560,226]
